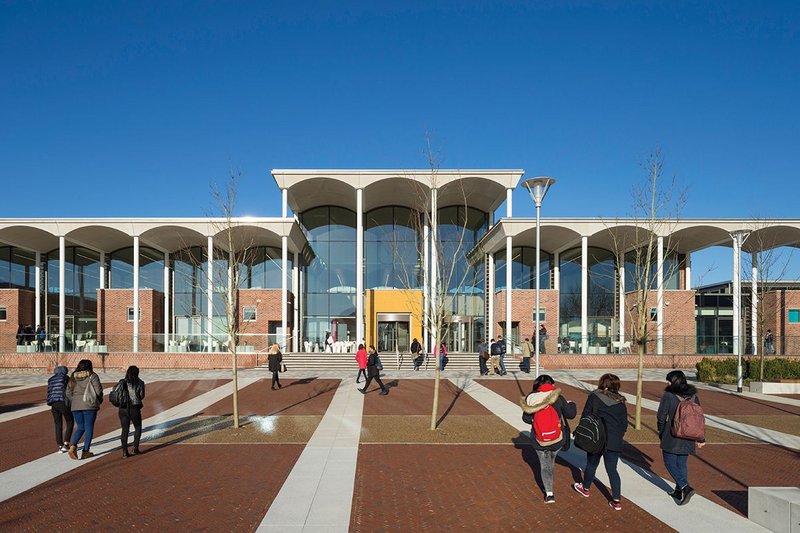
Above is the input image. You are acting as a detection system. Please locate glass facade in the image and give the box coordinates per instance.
[494,246,552,290]
[365,206,421,289]
[438,205,488,317]
[559,247,616,348]
[45,247,101,347]
[110,246,164,290]
[0,247,37,290]
[301,206,357,347]
[624,250,680,291]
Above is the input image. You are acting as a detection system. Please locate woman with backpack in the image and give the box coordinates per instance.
[358,345,388,396]
[117,365,146,458]
[65,359,103,460]
[657,370,705,505]
[572,373,628,511]
[520,375,576,504]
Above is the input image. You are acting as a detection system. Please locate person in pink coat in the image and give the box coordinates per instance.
[355,344,368,383]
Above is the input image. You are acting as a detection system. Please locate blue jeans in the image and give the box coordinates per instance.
[499,354,506,373]
[662,451,689,488]
[582,450,622,500]
[521,357,531,372]
[71,409,98,450]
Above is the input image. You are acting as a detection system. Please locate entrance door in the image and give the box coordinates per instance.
[376,313,411,353]
[447,319,470,353]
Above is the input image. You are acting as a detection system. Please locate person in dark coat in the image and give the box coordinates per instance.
[66,359,103,460]
[657,370,705,505]
[47,365,74,453]
[119,365,146,458]
[572,373,628,511]
[268,343,283,390]
[358,345,388,395]
[519,374,577,504]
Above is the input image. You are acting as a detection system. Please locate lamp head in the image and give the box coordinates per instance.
[522,176,556,206]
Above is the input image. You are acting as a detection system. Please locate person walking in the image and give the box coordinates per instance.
[657,370,705,505]
[438,342,448,371]
[359,345,388,395]
[36,325,47,352]
[538,324,548,354]
[520,337,533,373]
[66,359,103,460]
[488,338,501,375]
[764,329,775,355]
[496,335,508,375]
[355,344,368,383]
[47,366,73,453]
[520,374,577,504]
[268,344,283,390]
[572,373,628,511]
[477,338,489,375]
[118,365,146,458]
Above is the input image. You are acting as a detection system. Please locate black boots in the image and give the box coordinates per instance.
[122,448,130,458]
[675,485,695,505]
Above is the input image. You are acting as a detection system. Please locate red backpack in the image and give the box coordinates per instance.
[533,405,563,446]
[671,394,705,441]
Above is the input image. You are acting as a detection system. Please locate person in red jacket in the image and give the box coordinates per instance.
[355,344,368,383]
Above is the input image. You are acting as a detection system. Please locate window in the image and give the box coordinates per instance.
[243,306,257,321]
[789,309,800,323]
[650,308,658,321]
[127,307,141,321]
[532,308,546,322]
[0,307,6,320]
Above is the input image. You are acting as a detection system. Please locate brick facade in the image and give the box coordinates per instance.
[625,290,696,354]
[493,289,559,353]
[763,290,800,355]
[0,289,36,353]
[98,289,163,352]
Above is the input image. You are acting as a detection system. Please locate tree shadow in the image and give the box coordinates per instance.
[621,442,674,493]
[0,402,42,414]
[283,377,318,388]
[435,377,470,428]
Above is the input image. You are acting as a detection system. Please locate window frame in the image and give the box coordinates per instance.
[243,306,257,322]
[127,307,141,322]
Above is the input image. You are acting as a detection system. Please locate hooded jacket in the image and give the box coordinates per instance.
[66,370,103,411]
[582,390,628,452]
[657,382,703,454]
[47,366,69,405]
[520,385,577,450]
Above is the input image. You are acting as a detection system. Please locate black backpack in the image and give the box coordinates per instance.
[490,342,502,355]
[109,379,130,408]
[573,393,607,454]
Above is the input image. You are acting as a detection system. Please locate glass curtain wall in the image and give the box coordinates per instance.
[365,206,421,289]
[0,247,37,290]
[109,246,165,290]
[494,247,553,290]
[438,205,488,352]
[559,247,616,350]
[45,246,101,350]
[300,206,357,350]
[624,249,680,291]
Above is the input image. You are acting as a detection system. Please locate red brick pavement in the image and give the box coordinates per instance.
[351,444,675,532]
[0,385,47,414]
[363,379,492,416]
[0,443,304,532]
[199,378,339,416]
[622,381,800,416]
[0,379,228,473]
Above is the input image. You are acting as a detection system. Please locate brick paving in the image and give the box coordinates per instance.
[200,378,339,416]
[351,444,675,532]
[0,379,227,473]
[0,443,304,532]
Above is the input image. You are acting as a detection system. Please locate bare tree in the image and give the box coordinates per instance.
[606,148,686,429]
[744,220,795,381]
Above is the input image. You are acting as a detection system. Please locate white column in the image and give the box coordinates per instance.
[656,235,664,355]
[487,252,495,341]
[281,188,288,218]
[506,188,513,218]
[207,236,214,352]
[423,222,430,349]
[59,236,65,353]
[293,251,299,353]
[430,188,438,351]
[133,236,140,353]
[505,235,513,352]
[732,233,741,391]
[751,255,758,357]
[99,252,106,290]
[553,251,560,291]
[581,236,588,354]
[356,188,364,346]
[34,252,41,328]
[281,235,288,351]
[684,253,692,290]
[618,259,625,345]
[164,252,170,350]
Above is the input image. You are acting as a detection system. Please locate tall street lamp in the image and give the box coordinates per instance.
[523,176,556,377]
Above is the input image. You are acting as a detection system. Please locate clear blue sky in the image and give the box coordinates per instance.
[2,1,798,282]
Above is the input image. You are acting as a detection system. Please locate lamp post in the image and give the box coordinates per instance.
[523,177,556,377]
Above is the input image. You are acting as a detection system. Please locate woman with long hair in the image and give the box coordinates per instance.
[657,370,705,505]
[119,365,146,458]
[355,343,367,383]
[358,345,388,395]
[572,373,628,510]
[66,359,103,460]
[268,343,283,390]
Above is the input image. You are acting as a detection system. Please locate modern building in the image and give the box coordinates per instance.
[2,169,799,364]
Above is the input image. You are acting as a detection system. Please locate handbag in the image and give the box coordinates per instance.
[280,363,287,373]
[83,378,99,408]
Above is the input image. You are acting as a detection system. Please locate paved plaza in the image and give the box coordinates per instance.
[1,367,798,532]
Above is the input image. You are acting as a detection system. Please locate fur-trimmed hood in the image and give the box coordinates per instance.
[520,388,561,414]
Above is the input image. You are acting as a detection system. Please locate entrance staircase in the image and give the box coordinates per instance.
[260,351,483,373]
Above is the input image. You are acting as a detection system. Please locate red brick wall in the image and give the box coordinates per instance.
[625,290,696,354]
[98,289,162,352]
[493,289,559,352]
[0,289,36,352]
[237,289,293,351]
[764,290,800,354]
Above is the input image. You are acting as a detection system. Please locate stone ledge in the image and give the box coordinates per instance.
[750,381,800,394]
[748,487,800,533]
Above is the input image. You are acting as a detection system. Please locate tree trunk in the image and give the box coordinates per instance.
[430,335,441,430]
[231,349,239,429]
[635,343,644,430]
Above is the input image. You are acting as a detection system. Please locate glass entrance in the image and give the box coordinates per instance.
[445,317,471,353]
[48,315,74,351]
[376,313,411,353]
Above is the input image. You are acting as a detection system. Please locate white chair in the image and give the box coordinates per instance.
[611,341,621,353]
[620,341,632,354]
[75,339,87,352]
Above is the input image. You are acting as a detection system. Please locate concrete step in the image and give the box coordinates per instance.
[263,352,487,372]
